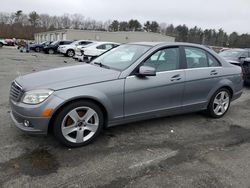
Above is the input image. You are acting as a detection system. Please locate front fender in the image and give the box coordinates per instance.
[53,79,124,121]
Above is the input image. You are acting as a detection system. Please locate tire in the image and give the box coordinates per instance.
[35,47,40,52]
[48,49,54,54]
[207,88,231,118]
[67,49,75,57]
[53,100,104,147]
[0,43,3,48]
[244,80,250,86]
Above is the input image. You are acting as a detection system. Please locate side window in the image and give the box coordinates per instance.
[80,41,91,45]
[184,47,208,68]
[143,47,180,72]
[96,44,105,50]
[207,53,221,67]
[104,44,113,50]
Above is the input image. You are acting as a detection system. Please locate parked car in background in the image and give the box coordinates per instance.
[74,42,119,62]
[219,49,250,84]
[219,49,250,64]
[0,39,7,47]
[242,58,250,85]
[58,40,94,57]
[9,42,243,147]
[219,48,230,53]
[43,40,73,54]
[4,39,15,46]
[30,41,52,52]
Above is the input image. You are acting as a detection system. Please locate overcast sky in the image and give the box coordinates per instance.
[1,0,249,34]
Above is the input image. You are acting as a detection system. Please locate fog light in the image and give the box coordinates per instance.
[24,120,30,127]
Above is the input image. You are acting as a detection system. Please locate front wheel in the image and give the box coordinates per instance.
[67,49,75,57]
[35,47,40,52]
[53,101,104,147]
[207,88,231,118]
[48,49,54,54]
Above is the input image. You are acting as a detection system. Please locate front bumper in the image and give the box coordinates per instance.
[9,93,65,135]
[10,110,49,135]
[59,48,67,54]
[73,54,84,61]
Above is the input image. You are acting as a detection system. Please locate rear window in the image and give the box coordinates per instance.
[184,46,221,68]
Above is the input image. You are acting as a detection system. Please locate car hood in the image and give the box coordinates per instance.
[15,64,121,91]
[44,45,57,48]
[30,44,42,47]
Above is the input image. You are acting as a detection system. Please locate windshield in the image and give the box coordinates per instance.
[92,44,151,71]
[41,41,47,45]
[70,41,79,45]
[219,50,243,58]
[51,41,59,45]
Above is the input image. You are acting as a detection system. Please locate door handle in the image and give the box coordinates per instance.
[210,70,218,75]
[171,74,181,81]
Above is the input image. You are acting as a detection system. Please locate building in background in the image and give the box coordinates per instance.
[34,29,175,43]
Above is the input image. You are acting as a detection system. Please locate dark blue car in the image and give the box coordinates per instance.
[30,41,52,52]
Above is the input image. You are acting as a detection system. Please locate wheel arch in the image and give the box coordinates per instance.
[220,86,233,97]
[66,48,75,54]
[48,97,108,134]
[207,84,234,108]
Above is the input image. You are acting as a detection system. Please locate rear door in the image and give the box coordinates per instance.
[183,46,222,109]
[124,47,185,117]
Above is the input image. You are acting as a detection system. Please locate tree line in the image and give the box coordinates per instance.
[0,10,249,48]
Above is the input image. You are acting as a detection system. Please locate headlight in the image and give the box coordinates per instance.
[22,89,54,104]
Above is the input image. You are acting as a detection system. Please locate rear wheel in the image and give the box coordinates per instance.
[53,100,104,147]
[0,43,3,47]
[207,88,231,118]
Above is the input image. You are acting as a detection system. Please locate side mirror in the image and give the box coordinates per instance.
[138,66,156,77]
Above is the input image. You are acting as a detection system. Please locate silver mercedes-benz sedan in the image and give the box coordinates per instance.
[10,42,243,147]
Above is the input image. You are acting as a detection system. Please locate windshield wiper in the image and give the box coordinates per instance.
[93,62,110,69]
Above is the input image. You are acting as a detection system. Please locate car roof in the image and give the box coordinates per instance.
[93,41,119,45]
[128,42,211,49]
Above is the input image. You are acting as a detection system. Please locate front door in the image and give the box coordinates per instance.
[124,47,185,117]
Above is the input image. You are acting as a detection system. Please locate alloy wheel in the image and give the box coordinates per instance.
[67,50,74,57]
[61,106,99,144]
[213,91,230,116]
[48,49,54,54]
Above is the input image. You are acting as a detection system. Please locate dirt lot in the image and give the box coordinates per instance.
[1,47,250,188]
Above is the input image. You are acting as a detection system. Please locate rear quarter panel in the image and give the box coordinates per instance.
[207,66,243,103]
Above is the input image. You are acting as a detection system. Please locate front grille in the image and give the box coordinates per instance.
[10,81,23,102]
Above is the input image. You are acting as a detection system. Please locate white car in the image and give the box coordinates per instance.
[74,42,119,62]
[0,39,7,47]
[58,40,94,57]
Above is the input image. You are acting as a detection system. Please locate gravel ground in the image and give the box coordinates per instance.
[0,47,250,188]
